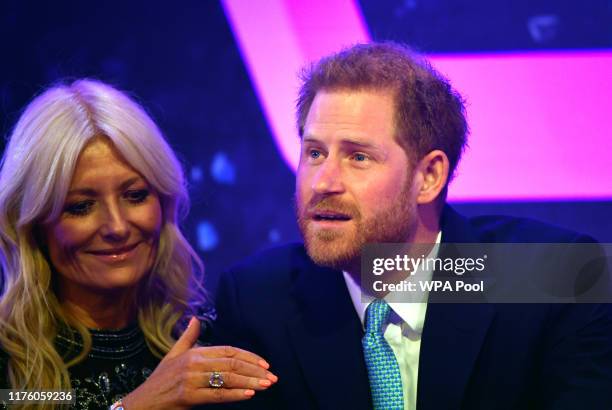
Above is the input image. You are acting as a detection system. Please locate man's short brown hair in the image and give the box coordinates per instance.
[296,42,468,190]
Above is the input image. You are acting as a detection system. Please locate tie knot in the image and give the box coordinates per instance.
[365,299,391,335]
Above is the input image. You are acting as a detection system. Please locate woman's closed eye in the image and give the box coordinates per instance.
[64,200,95,216]
[124,189,150,204]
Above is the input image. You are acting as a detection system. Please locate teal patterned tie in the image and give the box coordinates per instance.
[362,299,404,410]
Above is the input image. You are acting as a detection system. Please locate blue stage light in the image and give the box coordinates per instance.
[197,220,219,251]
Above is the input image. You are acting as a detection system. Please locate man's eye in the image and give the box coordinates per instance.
[124,189,150,204]
[64,200,94,216]
[309,149,322,160]
[353,153,368,162]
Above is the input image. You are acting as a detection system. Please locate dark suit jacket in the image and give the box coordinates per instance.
[212,207,612,409]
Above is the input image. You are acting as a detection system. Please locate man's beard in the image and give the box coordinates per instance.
[295,183,416,272]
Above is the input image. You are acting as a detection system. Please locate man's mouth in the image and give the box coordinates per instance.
[311,211,352,222]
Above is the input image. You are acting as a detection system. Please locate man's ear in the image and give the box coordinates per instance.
[415,150,449,205]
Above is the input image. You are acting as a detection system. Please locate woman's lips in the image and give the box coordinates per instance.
[86,242,141,263]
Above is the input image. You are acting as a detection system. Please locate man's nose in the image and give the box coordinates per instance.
[100,203,129,241]
[312,158,345,195]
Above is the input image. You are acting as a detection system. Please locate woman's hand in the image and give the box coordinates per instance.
[121,318,278,409]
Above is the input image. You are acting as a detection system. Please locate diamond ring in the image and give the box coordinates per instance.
[209,371,224,388]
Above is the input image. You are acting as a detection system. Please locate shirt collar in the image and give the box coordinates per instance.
[343,231,442,334]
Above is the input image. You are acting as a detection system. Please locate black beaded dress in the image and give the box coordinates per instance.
[0,317,212,410]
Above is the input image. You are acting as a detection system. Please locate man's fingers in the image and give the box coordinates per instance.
[194,345,270,368]
[164,317,201,360]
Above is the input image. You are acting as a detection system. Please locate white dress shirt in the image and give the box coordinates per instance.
[343,232,442,410]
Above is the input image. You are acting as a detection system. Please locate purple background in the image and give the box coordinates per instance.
[1,0,610,292]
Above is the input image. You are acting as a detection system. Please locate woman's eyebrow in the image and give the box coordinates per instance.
[66,176,143,196]
[118,176,143,190]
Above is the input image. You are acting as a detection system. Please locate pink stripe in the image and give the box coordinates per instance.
[222,0,612,200]
[430,52,612,200]
[284,0,369,62]
[221,0,368,171]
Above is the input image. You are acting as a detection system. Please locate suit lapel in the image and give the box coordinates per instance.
[416,206,496,410]
[286,251,372,410]
[417,302,495,410]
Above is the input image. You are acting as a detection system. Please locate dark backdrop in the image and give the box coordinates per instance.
[1,0,610,293]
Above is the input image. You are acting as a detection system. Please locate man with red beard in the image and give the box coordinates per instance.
[212,43,612,410]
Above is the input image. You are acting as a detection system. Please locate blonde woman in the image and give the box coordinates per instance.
[0,79,277,409]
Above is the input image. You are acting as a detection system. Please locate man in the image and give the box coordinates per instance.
[213,43,612,409]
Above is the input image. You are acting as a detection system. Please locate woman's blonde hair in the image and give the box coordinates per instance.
[0,79,205,407]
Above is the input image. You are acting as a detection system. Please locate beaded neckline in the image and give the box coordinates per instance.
[55,324,147,360]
